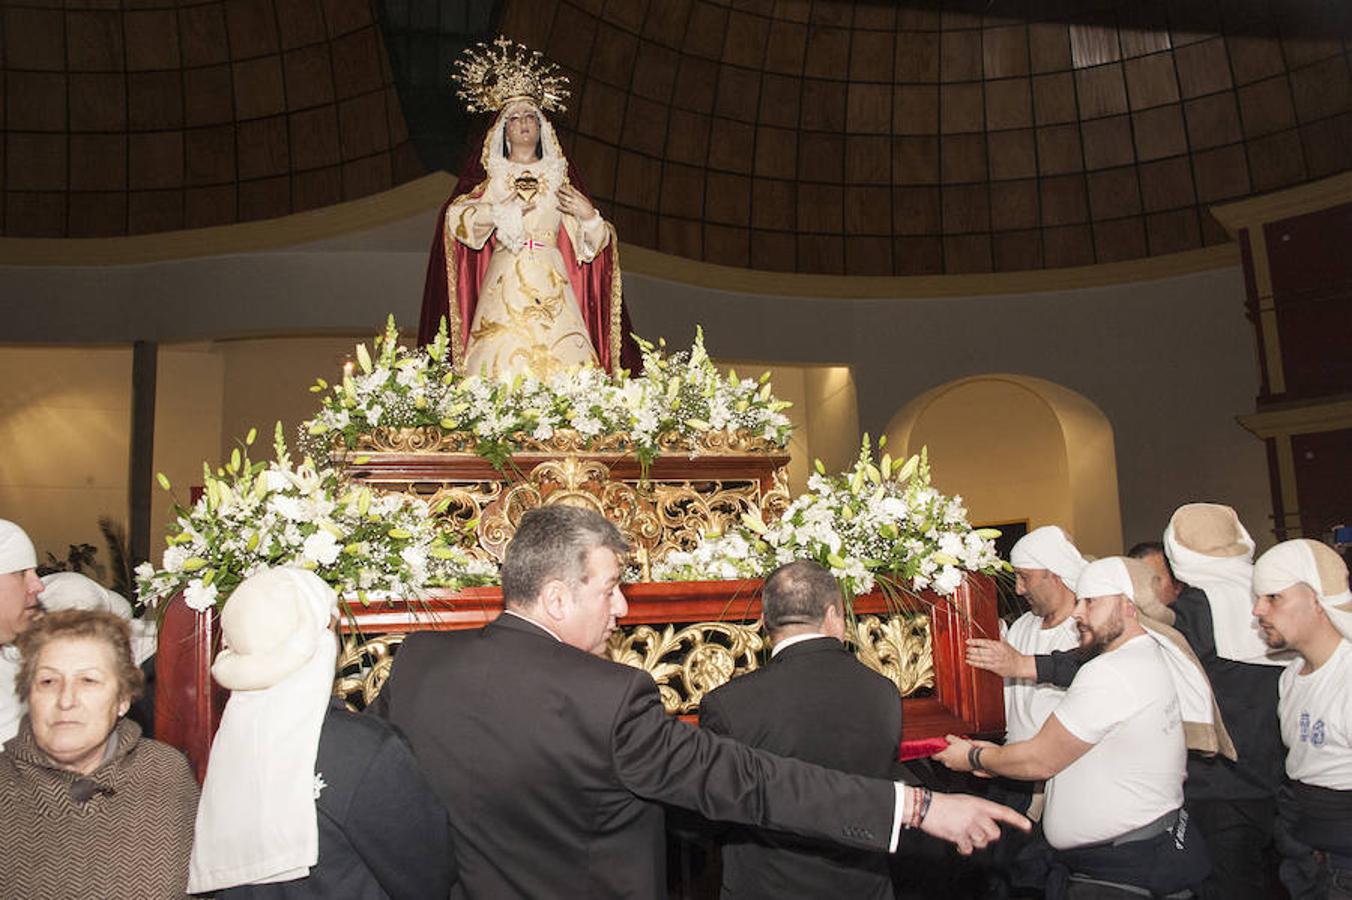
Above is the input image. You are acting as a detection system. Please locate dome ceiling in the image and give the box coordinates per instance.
[3,0,1351,277]
[504,0,1352,275]
[0,0,422,236]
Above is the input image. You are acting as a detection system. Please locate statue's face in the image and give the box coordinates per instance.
[504,104,541,157]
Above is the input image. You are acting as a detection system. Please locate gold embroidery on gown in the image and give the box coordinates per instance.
[452,163,609,381]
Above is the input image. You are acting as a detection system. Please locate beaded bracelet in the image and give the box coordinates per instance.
[917,787,933,826]
[904,786,922,830]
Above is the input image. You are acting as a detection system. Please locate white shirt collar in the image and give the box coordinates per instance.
[501,609,564,643]
[771,632,831,657]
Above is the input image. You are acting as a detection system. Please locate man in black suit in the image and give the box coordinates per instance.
[373,505,1027,899]
[700,559,903,899]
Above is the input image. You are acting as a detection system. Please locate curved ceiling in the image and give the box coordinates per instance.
[499,0,1352,274]
[0,0,422,236]
[3,0,1351,278]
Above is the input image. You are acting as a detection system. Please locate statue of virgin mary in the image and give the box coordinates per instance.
[416,38,640,380]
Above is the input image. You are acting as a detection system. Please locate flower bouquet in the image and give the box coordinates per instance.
[652,437,1007,599]
[136,423,496,613]
[300,317,793,469]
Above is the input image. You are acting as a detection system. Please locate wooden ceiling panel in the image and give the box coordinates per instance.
[1184,92,1242,150]
[1138,156,1195,211]
[944,232,994,273]
[1173,37,1231,98]
[983,26,1031,79]
[993,228,1043,270]
[988,127,1037,180]
[1190,144,1251,202]
[1092,215,1147,261]
[1076,64,1130,118]
[1237,75,1297,138]
[7,0,1352,273]
[940,83,984,134]
[65,10,124,72]
[707,116,754,174]
[1080,114,1135,169]
[1037,123,1084,175]
[1086,165,1142,219]
[71,134,127,191]
[1124,52,1180,110]
[985,77,1033,130]
[849,28,894,82]
[1131,103,1187,160]
[1043,222,1094,266]
[893,185,941,234]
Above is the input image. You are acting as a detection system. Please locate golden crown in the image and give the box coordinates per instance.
[452,36,570,115]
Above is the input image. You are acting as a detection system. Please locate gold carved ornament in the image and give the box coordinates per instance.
[350,427,784,457]
[334,614,935,714]
[606,622,765,715]
[849,614,935,696]
[334,633,405,711]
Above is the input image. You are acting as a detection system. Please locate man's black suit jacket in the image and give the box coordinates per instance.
[372,613,896,899]
[700,636,904,900]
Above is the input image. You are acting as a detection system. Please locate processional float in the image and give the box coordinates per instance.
[146,38,1005,781]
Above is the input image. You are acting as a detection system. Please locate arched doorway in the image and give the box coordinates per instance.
[884,375,1122,558]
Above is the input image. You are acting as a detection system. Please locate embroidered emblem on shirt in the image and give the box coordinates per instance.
[1298,712,1327,747]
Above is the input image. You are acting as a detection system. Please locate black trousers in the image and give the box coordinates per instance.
[1187,796,1277,900]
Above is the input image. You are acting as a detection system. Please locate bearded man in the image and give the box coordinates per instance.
[937,556,1230,899]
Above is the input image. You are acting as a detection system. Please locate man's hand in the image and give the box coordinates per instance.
[966,638,1035,679]
[932,734,997,775]
[920,792,1031,855]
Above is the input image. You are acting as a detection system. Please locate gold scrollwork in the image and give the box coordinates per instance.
[651,483,764,556]
[477,456,667,561]
[355,427,478,454]
[349,427,784,457]
[606,622,765,714]
[850,614,934,696]
[332,612,933,714]
[333,633,407,711]
[762,466,791,523]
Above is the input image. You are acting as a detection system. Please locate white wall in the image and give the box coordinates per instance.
[0,207,1274,553]
[0,346,132,568]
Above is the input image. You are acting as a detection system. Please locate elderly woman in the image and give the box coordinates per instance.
[0,609,198,898]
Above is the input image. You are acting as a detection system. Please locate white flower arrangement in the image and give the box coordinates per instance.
[136,424,497,613]
[300,317,793,468]
[652,437,1006,598]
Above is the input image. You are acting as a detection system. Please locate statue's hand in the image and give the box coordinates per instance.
[557,184,596,220]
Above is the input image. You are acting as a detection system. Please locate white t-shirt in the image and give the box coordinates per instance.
[1279,639,1352,789]
[0,645,23,748]
[1003,612,1081,743]
[1043,634,1187,850]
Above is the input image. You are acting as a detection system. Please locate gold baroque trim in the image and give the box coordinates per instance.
[349,426,786,456]
[607,621,766,715]
[333,614,934,714]
[334,633,405,711]
[851,615,935,696]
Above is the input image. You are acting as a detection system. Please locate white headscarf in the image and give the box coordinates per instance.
[1164,503,1288,666]
[1253,539,1352,642]
[1010,525,1087,591]
[39,572,157,666]
[188,567,339,893]
[1077,556,1235,759]
[40,571,133,617]
[0,520,36,575]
